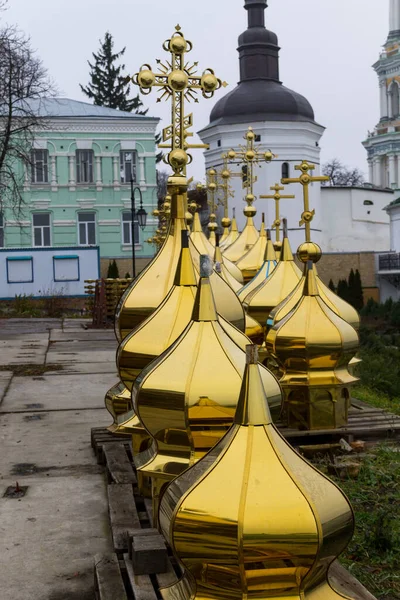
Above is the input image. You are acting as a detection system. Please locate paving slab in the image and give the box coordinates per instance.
[63,318,92,329]
[49,340,117,352]
[0,319,61,338]
[46,363,118,375]
[46,350,115,364]
[0,346,47,366]
[50,329,116,342]
[1,373,115,412]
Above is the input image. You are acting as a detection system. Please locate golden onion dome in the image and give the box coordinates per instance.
[115,179,187,341]
[243,230,302,329]
[266,263,359,430]
[117,231,197,392]
[159,346,355,600]
[237,230,277,302]
[220,216,231,245]
[269,242,360,331]
[222,210,259,263]
[220,210,240,250]
[235,214,267,282]
[214,244,242,293]
[133,264,282,514]
[190,211,243,282]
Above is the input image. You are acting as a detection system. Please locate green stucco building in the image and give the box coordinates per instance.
[2,98,159,277]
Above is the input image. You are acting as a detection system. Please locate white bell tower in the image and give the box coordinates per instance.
[363,0,400,189]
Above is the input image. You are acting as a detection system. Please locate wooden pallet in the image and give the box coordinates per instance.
[91,427,132,465]
[281,398,400,445]
[93,435,377,600]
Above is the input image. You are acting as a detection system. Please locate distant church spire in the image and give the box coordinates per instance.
[389,0,400,38]
[239,0,280,82]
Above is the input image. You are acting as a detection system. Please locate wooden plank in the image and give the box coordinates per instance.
[144,498,154,526]
[155,558,178,589]
[94,553,128,600]
[104,443,137,485]
[108,484,141,553]
[330,562,377,600]
[124,554,158,600]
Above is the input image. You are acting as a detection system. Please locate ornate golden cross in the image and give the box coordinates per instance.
[217,154,239,225]
[260,183,295,243]
[131,25,227,177]
[228,127,277,211]
[282,161,329,242]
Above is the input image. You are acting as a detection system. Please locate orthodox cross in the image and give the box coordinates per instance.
[227,127,277,212]
[217,153,239,226]
[282,161,329,242]
[260,183,295,244]
[131,25,227,178]
[206,168,219,237]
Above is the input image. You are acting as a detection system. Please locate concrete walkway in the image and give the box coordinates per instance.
[0,319,117,600]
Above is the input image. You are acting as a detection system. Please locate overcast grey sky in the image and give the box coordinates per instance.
[6,0,388,181]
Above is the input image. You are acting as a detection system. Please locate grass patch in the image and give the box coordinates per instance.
[354,385,400,417]
[314,444,400,599]
[0,364,64,377]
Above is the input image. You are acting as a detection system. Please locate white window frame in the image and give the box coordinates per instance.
[31,149,49,184]
[122,210,139,246]
[78,212,96,246]
[76,150,94,184]
[120,151,138,184]
[32,213,51,247]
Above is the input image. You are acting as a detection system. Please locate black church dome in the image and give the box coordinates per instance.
[208,0,315,126]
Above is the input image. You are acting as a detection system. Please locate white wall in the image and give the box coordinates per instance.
[0,247,99,299]
[199,120,325,251]
[387,202,400,251]
[321,187,391,252]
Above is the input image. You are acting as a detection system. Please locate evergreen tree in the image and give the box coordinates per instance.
[125,272,131,279]
[354,269,364,311]
[337,279,349,303]
[328,279,336,293]
[80,32,146,114]
[348,269,356,308]
[107,259,120,279]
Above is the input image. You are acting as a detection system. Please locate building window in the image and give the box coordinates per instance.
[122,211,139,245]
[31,150,49,184]
[254,134,261,142]
[282,162,290,179]
[364,200,374,206]
[390,82,400,119]
[0,212,4,247]
[217,140,221,148]
[33,213,51,247]
[76,150,94,183]
[120,151,137,184]
[78,212,96,246]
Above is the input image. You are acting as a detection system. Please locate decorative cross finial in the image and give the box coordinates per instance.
[217,153,240,229]
[260,183,295,244]
[206,168,219,237]
[282,161,329,242]
[131,26,227,178]
[227,126,277,215]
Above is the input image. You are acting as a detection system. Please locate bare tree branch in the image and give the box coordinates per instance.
[0,25,56,216]
[322,159,365,187]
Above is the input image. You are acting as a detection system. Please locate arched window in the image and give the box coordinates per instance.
[390,82,400,119]
[282,162,290,179]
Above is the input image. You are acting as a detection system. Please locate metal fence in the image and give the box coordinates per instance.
[379,254,400,271]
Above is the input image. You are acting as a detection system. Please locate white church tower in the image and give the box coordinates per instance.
[198,0,325,248]
[363,0,400,188]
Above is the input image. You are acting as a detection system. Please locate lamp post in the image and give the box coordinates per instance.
[130,177,148,279]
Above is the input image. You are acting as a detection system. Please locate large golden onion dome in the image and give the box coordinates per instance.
[237,229,277,302]
[220,208,240,250]
[266,263,359,430]
[214,242,242,293]
[133,262,281,517]
[268,242,360,331]
[222,203,259,262]
[243,226,302,330]
[159,346,355,600]
[117,231,197,393]
[235,214,268,282]
[115,177,187,341]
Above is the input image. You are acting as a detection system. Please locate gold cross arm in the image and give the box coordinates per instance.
[260,184,295,243]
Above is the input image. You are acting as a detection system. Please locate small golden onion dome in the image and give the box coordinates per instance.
[243,233,302,329]
[117,231,197,393]
[115,181,187,341]
[133,270,282,515]
[159,346,355,600]
[223,211,259,263]
[220,212,240,250]
[237,230,277,302]
[185,211,193,226]
[266,263,360,430]
[269,243,360,332]
[235,215,267,283]
[191,212,243,284]
[221,216,231,229]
